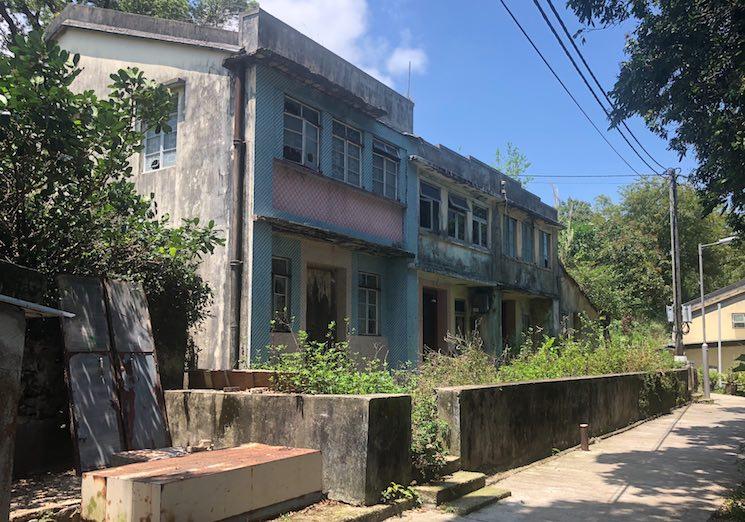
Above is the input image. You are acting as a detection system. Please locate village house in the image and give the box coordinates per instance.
[682,279,745,372]
[47,4,596,370]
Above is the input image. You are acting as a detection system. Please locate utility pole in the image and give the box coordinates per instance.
[668,169,684,356]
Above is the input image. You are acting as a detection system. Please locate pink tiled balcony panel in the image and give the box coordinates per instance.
[272,160,404,243]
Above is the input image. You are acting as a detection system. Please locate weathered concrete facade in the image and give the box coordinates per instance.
[50,5,595,369]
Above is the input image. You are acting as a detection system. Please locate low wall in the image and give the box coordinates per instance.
[165,390,411,505]
[437,368,691,472]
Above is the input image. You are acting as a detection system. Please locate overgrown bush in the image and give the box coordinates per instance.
[262,325,403,395]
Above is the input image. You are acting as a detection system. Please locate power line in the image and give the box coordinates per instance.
[497,0,643,176]
[544,0,667,171]
[532,0,662,176]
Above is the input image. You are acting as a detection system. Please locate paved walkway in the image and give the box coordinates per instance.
[402,394,745,521]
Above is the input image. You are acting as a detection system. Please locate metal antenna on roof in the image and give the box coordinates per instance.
[407,61,412,99]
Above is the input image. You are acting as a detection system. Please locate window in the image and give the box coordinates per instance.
[503,216,517,257]
[419,181,441,231]
[271,257,291,331]
[454,299,467,336]
[143,94,179,172]
[733,313,745,328]
[522,222,534,263]
[472,204,489,247]
[540,230,552,268]
[358,273,380,335]
[283,97,320,169]
[448,194,468,241]
[332,120,362,186]
[372,138,399,199]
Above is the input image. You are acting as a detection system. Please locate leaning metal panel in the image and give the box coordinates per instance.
[104,279,155,353]
[57,275,111,353]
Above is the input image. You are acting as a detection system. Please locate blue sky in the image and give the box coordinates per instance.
[261,0,698,207]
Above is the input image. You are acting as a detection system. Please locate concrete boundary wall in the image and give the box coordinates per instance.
[165,390,411,505]
[437,368,692,472]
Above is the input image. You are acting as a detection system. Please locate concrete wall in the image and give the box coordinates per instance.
[55,28,235,369]
[165,390,411,505]
[559,265,599,329]
[684,344,745,372]
[437,368,691,472]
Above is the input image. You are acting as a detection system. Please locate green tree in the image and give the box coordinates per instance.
[1,0,255,45]
[566,0,745,236]
[0,32,223,380]
[495,142,533,186]
[559,178,745,321]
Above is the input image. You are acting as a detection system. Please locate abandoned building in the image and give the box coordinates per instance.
[47,5,597,370]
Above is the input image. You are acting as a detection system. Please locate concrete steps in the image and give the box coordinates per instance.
[413,471,486,506]
[440,485,511,516]
[441,455,461,475]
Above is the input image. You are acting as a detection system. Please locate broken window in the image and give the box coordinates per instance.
[372,138,399,199]
[448,194,468,241]
[272,257,291,331]
[454,299,467,336]
[540,230,551,268]
[283,96,319,169]
[522,222,534,263]
[143,93,179,172]
[358,272,380,336]
[472,204,489,247]
[419,181,441,231]
[503,216,517,257]
[332,120,362,186]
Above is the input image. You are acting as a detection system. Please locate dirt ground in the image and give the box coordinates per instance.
[10,470,80,518]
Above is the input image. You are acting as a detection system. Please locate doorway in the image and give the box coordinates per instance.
[422,287,444,353]
[306,267,337,342]
[502,300,516,348]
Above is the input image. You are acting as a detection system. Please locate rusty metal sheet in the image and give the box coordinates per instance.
[104,280,155,353]
[57,275,111,353]
[67,353,124,471]
[116,353,170,450]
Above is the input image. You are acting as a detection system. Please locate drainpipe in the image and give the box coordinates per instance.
[229,61,246,369]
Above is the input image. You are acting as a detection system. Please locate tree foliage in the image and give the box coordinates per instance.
[559,178,745,321]
[495,142,533,186]
[0,0,256,45]
[0,32,223,377]
[566,0,745,235]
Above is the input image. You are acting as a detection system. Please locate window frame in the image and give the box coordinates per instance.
[539,230,552,269]
[372,138,400,199]
[503,215,518,258]
[448,194,468,241]
[358,272,381,336]
[733,313,745,329]
[331,119,362,187]
[521,221,534,263]
[472,204,489,247]
[142,92,180,173]
[454,299,467,336]
[271,257,291,331]
[419,181,441,231]
[283,96,320,169]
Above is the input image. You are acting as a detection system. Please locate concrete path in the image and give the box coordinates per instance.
[402,394,745,521]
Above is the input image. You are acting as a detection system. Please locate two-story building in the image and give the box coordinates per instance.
[48,5,596,370]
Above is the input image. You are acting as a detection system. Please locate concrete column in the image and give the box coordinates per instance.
[0,304,26,522]
[551,299,561,337]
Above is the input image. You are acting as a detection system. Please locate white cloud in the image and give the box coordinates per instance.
[386,47,428,75]
[258,0,426,87]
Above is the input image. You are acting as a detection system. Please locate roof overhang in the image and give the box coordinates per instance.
[255,215,414,259]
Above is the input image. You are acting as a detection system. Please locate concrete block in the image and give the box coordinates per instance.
[412,471,485,506]
[81,443,322,522]
[165,391,412,505]
[440,485,511,516]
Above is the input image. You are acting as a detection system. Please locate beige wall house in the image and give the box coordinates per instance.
[682,279,745,372]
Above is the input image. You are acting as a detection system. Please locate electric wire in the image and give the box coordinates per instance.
[532,0,662,176]
[497,0,643,177]
[544,0,667,171]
